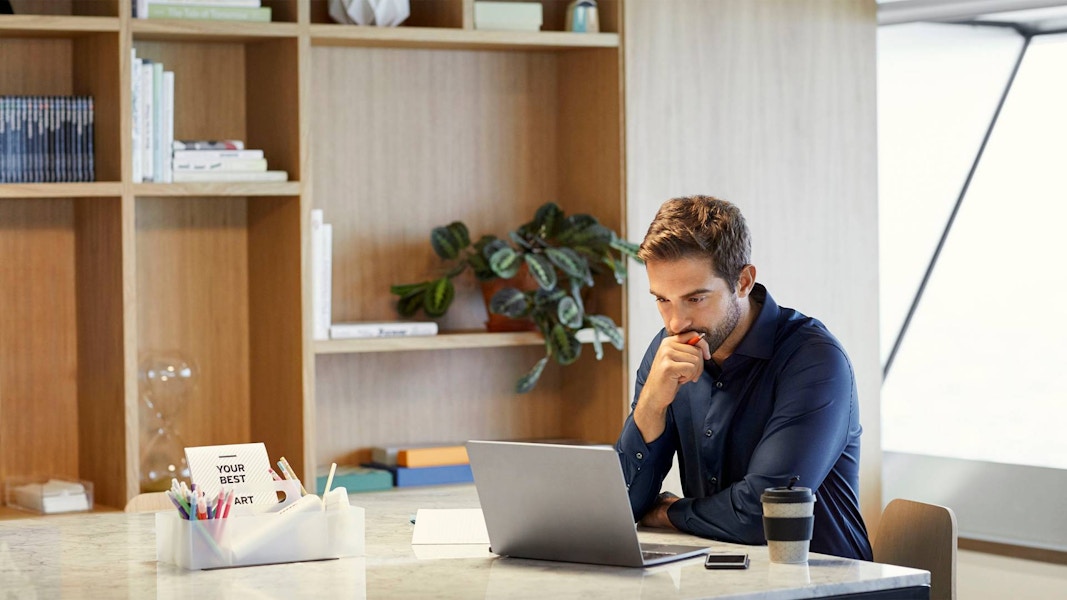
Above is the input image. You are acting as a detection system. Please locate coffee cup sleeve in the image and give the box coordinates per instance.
[763,516,814,541]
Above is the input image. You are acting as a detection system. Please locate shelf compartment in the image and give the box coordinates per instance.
[132,36,300,181]
[135,195,306,487]
[309,0,465,27]
[0,196,128,509]
[0,30,121,182]
[309,24,618,50]
[5,0,118,18]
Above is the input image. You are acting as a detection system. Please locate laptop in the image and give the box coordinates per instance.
[466,440,710,567]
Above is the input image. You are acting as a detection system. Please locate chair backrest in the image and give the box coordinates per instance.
[124,492,173,513]
[873,498,958,600]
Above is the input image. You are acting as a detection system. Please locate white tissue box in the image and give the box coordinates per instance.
[4,478,93,514]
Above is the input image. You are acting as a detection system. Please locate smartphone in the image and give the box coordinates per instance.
[704,553,750,570]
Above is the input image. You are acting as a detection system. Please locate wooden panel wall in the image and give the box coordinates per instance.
[623,0,882,527]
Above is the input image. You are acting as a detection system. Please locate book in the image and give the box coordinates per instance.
[146,4,272,21]
[172,157,268,171]
[364,463,474,487]
[329,321,439,340]
[161,70,174,183]
[311,209,332,341]
[473,1,543,31]
[173,139,245,150]
[371,443,468,468]
[171,169,287,182]
[315,465,392,494]
[172,148,263,160]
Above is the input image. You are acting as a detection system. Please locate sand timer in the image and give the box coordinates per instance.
[139,351,196,492]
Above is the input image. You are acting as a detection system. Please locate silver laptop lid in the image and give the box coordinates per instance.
[467,440,650,567]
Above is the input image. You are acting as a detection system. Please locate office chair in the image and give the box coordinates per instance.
[873,498,958,600]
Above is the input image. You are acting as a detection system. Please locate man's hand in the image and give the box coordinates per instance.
[639,491,681,529]
[634,334,710,442]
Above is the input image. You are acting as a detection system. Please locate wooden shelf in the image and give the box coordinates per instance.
[0,15,119,36]
[315,331,546,354]
[132,182,301,197]
[131,19,300,42]
[309,24,619,50]
[0,183,123,198]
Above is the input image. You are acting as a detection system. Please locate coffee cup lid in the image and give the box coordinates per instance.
[761,486,816,503]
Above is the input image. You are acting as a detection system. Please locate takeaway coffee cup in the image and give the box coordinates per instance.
[761,481,816,564]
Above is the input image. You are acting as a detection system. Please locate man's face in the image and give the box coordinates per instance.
[646,256,742,355]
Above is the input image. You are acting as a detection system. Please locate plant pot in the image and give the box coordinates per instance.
[480,267,539,333]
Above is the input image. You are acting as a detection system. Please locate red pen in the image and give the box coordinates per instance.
[686,332,706,345]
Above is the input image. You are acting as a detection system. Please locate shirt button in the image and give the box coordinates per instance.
[635,452,643,460]
[705,429,713,437]
[715,381,724,389]
[709,477,718,486]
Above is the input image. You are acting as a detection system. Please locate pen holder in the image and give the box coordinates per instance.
[156,503,365,570]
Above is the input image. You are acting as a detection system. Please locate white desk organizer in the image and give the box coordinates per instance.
[156,485,364,570]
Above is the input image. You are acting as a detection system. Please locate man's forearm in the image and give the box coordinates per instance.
[633,397,668,443]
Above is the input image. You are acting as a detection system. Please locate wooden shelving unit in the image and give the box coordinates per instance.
[0,0,627,511]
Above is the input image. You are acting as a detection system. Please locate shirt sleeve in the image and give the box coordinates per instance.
[666,341,857,544]
[615,333,677,521]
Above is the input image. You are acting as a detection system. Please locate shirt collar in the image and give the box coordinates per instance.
[731,282,777,360]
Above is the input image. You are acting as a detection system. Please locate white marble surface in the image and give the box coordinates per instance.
[0,484,928,599]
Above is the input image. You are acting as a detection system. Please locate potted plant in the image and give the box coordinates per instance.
[390,202,640,393]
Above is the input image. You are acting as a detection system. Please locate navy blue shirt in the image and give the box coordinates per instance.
[616,284,873,560]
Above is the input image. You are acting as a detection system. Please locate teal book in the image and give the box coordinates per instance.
[316,465,393,495]
[147,4,272,22]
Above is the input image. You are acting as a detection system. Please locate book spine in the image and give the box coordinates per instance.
[161,71,174,183]
[131,53,142,182]
[140,61,155,182]
[172,149,264,160]
[148,0,262,6]
[146,4,272,21]
[172,157,267,171]
[151,62,164,183]
[398,446,469,468]
[173,139,245,150]
[170,169,286,182]
[311,209,328,341]
[329,322,439,339]
[394,464,474,487]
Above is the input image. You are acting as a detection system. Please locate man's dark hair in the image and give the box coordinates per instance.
[638,195,752,292]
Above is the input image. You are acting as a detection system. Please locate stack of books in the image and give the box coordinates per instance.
[314,464,392,495]
[171,140,288,183]
[135,0,272,22]
[0,96,95,183]
[364,443,473,487]
[131,51,173,183]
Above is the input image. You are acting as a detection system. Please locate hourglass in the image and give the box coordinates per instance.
[139,351,196,492]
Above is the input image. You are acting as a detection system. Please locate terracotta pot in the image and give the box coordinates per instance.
[480,267,539,333]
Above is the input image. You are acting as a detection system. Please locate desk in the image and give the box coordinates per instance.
[0,484,928,599]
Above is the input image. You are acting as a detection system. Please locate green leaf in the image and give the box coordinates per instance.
[610,237,641,261]
[533,288,567,310]
[433,223,467,258]
[547,323,581,365]
[509,230,534,250]
[545,247,587,279]
[481,238,509,259]
[516,356,549,394]
[557,296,582,329]
[390,281,427,297]
[534,202,564,238]
[489,287,529,318]
[489,247,521,278]
[446,221,470,249]
[422,277,454,317]
[524,254,557,290]
[585,314,623,350]
[397,290,426,317]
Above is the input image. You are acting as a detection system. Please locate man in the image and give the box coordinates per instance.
[616,196,873,560]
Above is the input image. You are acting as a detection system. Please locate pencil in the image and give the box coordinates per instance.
[279,456,308,496]
[322,462,337,509]
[686,332,706,345]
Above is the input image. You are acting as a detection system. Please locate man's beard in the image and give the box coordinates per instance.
[702,298,742,355]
